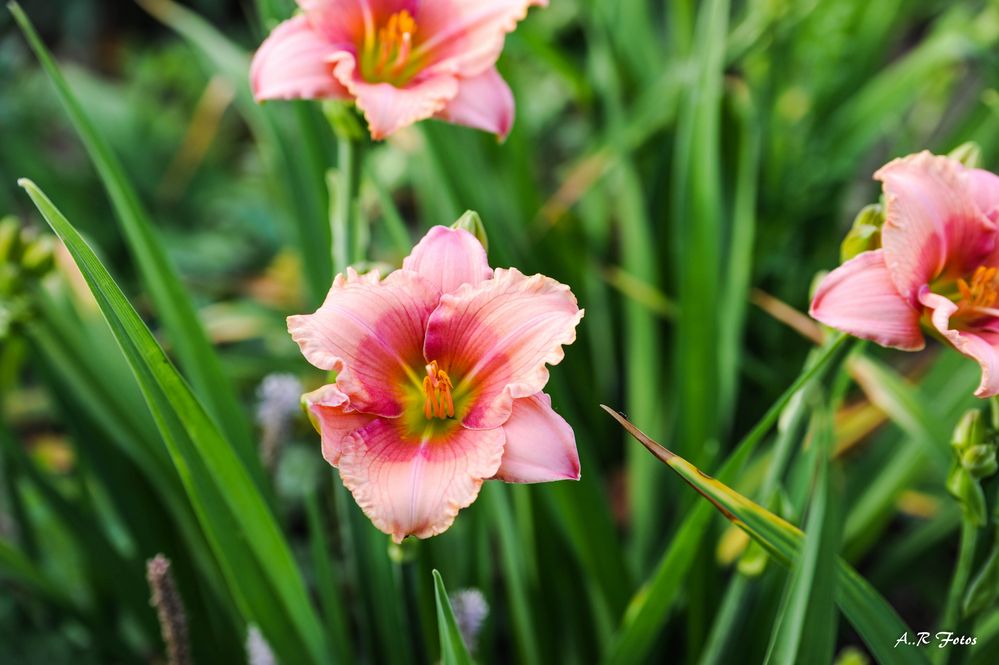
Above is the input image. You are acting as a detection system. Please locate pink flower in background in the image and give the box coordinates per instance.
[811,151,999,396]
[250,0,546,140]
[289,225,582,541]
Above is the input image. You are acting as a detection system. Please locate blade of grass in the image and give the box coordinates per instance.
[603,333,849,665]
[18,179,330,665]
[432,569,474,665]
[671,0,729,466]
[761,404,840,665]
[613,164,667,571]
[483,482,541,665]
[606,407,932,665]
[9,3,260,480]
[717,78,760,430]
[304,491,354,665]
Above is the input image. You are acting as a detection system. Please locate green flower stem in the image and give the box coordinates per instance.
[330,134,365,275]
[936,517,978,665]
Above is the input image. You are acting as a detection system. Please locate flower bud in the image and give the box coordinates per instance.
[948,141,982,169]
[961,443,998,479]
[21,234,54,277]
[952,409,986,455]
[840,204,884,262]
[451,210,489,253]
[0,217,20,264]
[946,466,987,526]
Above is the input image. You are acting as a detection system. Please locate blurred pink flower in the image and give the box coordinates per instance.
[811,151,999,396]
[289,226,582,541]
[250,0,546,140]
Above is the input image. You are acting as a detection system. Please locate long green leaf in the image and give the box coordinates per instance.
[433,570,474,665]
[604,334,849,665]
[8,2,260,483]
[762,405,840,665]
[604,407,932,665]
[17,180,329,665]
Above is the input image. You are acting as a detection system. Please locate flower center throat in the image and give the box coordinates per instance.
[361,10,421,85]
[956,265,999,316]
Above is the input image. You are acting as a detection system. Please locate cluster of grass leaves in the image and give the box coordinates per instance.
[2,0,999,663]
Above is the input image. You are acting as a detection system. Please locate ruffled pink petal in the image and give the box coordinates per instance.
[413,0,547,76]
[287,268,437,417]
[250,15,350,101]
[424,268,584,429]
[495,393,579,483]
[337,418,505,542]
[302,384,375,466]
[920,289,999,397]
[330,53,460,139]
[876,151,996,303]
[809,249,924,351]
[967,168,999,221]
[402,226,492,297]
[435,67,514,139]
[299,0,418,45]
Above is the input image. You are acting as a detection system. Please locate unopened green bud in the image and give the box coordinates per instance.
[948,141,982,169]
[961,443,998,479]
[947,465,988,526]
[736,538,768,577]
[840,204,884,262]
[0,217,20,264]
[21,235,54,276]
[451,210,488,253]
[833,646,870,665]
[952,409,986,454]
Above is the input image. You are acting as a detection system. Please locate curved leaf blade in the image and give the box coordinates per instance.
[17,179,330,665]
[604,406,931,665]
[433,569,474,665]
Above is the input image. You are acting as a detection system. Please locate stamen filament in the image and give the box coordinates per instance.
[955,265,999,317]
[422,360,455,420]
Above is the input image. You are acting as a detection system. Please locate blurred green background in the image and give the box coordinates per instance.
[3,0,999,663]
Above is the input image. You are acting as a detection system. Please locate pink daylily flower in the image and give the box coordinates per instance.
[811,151,999,396]
[250,0,546,140]
[289,225,583,541]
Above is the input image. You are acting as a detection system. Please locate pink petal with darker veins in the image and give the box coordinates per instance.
[810,249,924,351]
[302,384,375,466]
[967,167,999,221]
[330,53,460,139]
[876,151,996,304]
[402,225,493,297]
[337,418,505,542]
[436,67,515,139]
[287,268,437,417]
[920,289,999,398]
[424,268,584,430]
[414,0,548,76]
[496,393,580,483]
[250,15,350,101]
